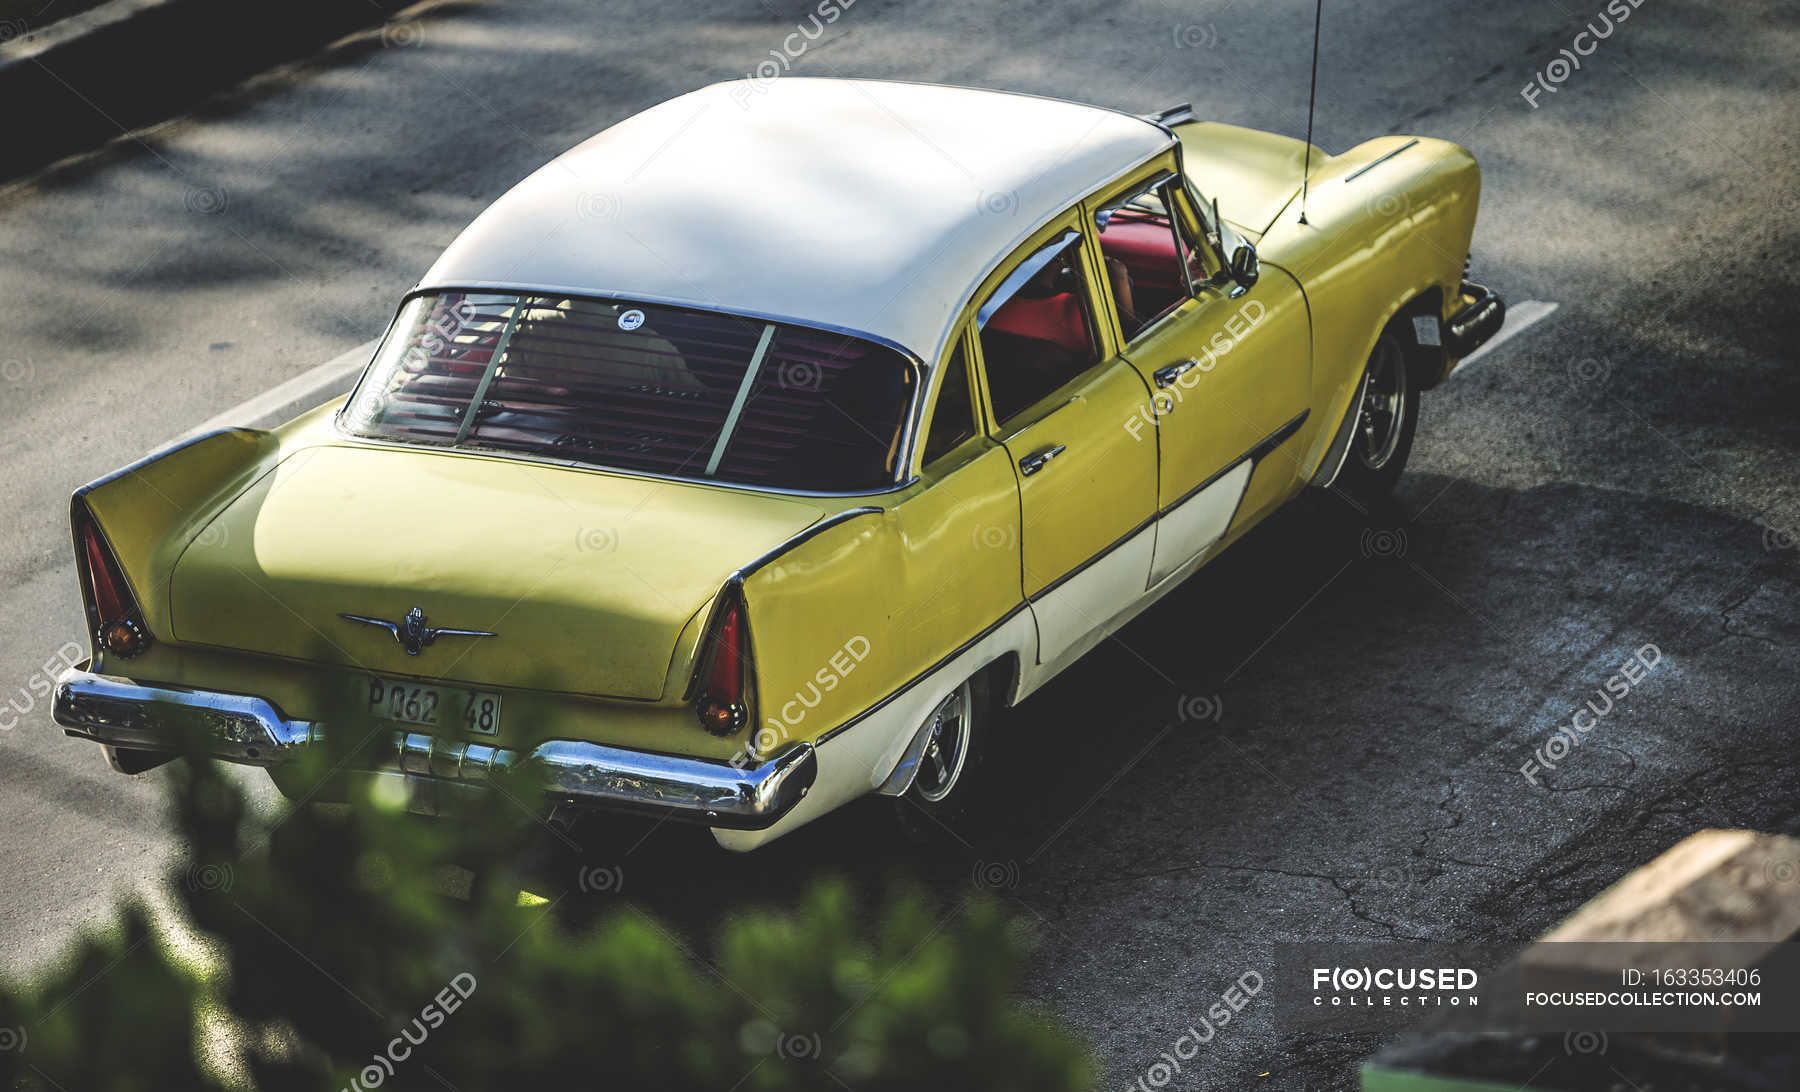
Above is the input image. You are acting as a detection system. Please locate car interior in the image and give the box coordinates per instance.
[979,237,1100,424]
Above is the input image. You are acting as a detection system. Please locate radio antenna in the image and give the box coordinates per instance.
[1298,0,1322,226]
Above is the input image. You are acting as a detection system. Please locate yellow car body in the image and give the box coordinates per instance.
[53,81,1502,849]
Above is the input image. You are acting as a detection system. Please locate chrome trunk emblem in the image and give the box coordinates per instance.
[338,607,497,656]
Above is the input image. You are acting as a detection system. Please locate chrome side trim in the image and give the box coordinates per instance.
[52,667,815,830]
[1343,138,1420,183]
[735,506,885,582]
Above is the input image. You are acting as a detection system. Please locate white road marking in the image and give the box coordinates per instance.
[1447,300,1559,378]
[162,338,378,451]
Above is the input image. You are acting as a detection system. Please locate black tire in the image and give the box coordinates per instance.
[892,671,992,843]
[1331,329,1419,506]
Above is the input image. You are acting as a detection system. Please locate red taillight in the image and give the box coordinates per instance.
[76,508,152,659]
[694,592,750,737]
[81,518,132,622]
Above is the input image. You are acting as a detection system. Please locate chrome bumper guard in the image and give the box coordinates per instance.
[52,667,814,831]
[1445,280,1506,359]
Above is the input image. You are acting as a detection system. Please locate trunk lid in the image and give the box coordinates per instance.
[169,444,824,700]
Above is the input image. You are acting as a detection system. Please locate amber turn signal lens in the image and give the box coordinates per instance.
[696,697,745,737]
[100,619,149,659]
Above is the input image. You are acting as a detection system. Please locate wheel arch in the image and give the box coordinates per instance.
[1307,292,1439,490]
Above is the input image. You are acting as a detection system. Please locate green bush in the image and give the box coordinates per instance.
[0,728,1092,1090]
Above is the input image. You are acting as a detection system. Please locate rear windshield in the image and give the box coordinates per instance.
[341,292,917,492]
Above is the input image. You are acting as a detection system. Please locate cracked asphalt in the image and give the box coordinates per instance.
[0,0,1796,1088]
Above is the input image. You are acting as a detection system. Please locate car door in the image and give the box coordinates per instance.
[1089,162,1313,586]
[969,217,1159,668]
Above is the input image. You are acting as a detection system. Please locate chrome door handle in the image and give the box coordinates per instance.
[1018,444,1067,476]
[1154,358,1200,388]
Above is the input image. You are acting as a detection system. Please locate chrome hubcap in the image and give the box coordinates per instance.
[914,682,971,804]
[1356,340,1407,471]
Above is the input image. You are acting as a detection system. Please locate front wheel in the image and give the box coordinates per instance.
[1331,330,1419,505]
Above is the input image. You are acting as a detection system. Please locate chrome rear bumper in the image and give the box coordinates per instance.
[52,667,814,831]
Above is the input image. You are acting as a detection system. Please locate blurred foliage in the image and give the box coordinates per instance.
[0,723,1091,1091]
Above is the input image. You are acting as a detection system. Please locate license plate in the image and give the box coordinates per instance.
[367,677,502,736]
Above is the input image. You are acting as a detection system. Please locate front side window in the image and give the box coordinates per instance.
[342,293,916,492]
[976,233,1100,426]
[1095,178,1210,341]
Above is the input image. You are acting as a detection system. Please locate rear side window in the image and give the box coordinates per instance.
[921,341,975,465]
[342,293,916,492]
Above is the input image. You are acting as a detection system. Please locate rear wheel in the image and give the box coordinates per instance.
[893,673,990,842]
[1332,330,1418,505]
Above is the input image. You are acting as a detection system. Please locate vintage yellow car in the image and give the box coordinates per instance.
[53,79,1503,850]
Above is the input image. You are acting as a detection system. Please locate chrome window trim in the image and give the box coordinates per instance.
[975,231,1084,328]
[1093,169,1179,230]
[336,286,927,497]
[1093,167,1207,348]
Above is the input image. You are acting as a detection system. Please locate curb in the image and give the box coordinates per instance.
[166,337,378,449]
[0,0,422,179]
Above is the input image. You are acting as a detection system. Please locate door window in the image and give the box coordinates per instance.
[1094,178,1211,342]
[975,232,1100,425]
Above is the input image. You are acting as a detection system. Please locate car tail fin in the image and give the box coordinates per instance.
[73,501,154,660]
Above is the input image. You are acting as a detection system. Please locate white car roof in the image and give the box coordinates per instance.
[418,78,1171,363]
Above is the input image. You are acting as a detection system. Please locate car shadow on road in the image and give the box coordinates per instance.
[510,472,1798,970]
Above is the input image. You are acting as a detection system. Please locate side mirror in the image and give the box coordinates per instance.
[1228,240,1259,296]
[1210,195,1259,297]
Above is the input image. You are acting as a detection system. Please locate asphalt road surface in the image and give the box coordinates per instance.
[2,1,1797,1088]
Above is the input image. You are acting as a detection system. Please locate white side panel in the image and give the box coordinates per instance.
[1025,526,1156,676]
[711,609,1038,852]
[1148,459,1253,585]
